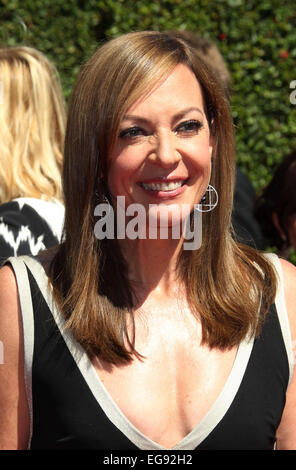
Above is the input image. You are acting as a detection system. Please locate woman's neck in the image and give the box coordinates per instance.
[119,236,184,296]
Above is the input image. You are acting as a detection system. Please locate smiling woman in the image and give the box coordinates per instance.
[108,64,212,227]
[0,31,296,451]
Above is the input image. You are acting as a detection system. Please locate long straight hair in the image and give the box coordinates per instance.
[50,31,276,364]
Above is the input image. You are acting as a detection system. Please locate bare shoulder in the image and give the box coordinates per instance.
[0,264,20,336]
[278,258,296,338]
[276,258,296,449]
[0,263,18,296]
[0,264,21,346]
[279,256,296,288]
[0,264,30,449]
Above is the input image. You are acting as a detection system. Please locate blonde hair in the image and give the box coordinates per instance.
[0,46,66,203]
[50,31,276,364]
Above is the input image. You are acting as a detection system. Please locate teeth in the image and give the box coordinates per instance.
[142,181,183,191]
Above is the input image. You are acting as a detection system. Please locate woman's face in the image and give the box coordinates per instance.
[108,63,213,228]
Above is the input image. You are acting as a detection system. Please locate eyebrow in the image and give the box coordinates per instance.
[122,106,205,124]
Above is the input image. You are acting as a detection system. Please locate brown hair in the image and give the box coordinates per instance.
[50,31,276,364]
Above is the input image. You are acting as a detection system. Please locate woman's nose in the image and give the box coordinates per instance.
[149,131,181,168]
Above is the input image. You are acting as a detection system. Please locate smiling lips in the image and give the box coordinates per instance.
[139,178,188,192]
[138,178,188,199]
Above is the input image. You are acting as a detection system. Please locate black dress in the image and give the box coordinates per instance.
[7,254,294,450]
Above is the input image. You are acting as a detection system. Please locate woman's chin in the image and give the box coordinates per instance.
[146,203,192,238]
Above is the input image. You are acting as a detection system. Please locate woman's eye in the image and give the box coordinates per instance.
[175,120,203,134]
[119,127,146,139]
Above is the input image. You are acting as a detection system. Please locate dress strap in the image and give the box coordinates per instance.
[264,253,295,385]
[6,256,35,449]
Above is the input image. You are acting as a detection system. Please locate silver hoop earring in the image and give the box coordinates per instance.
[195,185,218,213]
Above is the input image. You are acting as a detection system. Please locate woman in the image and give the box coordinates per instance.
[0,31,295,450]
[0,46,65,260]
[254,151,296,259]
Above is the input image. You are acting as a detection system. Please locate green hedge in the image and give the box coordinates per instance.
[1,0,296,191]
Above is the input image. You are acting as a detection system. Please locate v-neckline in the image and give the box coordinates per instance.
[23,256,255,450]
[85,336,254,450]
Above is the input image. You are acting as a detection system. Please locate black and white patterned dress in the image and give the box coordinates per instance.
[0,198,64,262]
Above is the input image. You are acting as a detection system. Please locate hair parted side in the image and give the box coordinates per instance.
[50,31,276,364]
[0,46,66,203]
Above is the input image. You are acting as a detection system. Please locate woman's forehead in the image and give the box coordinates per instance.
[124,64,206,118]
